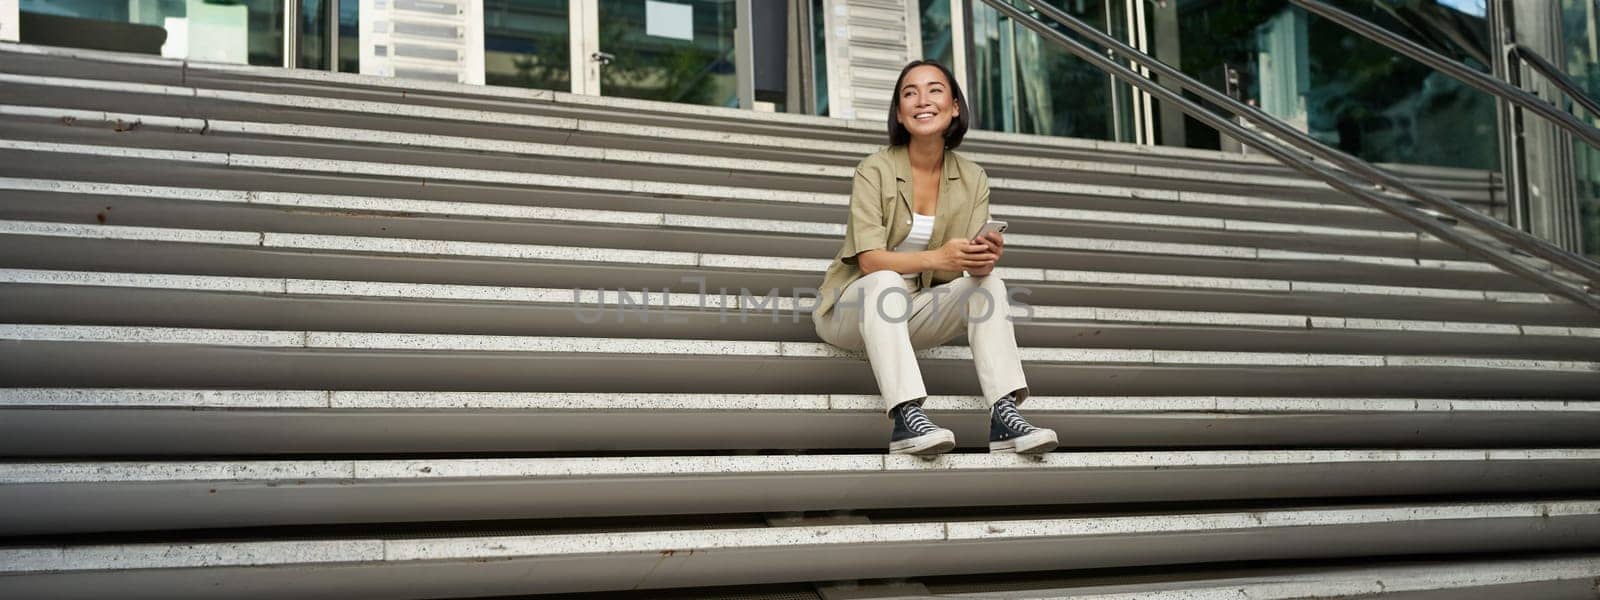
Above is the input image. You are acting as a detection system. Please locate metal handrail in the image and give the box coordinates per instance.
[972,0,1600,312]
[1508,42,1600,119]
[1015,0,1600,293]
[1291,0,1600,149]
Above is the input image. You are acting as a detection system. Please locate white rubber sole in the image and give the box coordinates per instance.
[889,429,956,455]
[990,429,1059,454]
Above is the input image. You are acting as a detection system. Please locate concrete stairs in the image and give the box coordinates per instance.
[0,43,1597,598]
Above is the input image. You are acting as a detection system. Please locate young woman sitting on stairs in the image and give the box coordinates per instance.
[812,59,1058,456]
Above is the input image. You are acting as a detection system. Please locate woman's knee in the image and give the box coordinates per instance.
[963,274,1010,323]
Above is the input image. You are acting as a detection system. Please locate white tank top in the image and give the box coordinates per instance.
[894,213,936,279]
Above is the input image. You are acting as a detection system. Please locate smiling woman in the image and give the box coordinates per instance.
[811,59,1058,457]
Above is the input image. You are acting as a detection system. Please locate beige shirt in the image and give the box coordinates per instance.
[813,145,992,320]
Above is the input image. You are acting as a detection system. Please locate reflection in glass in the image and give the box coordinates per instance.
[1561,0,1600,257]
[968,0,1131,142]
[19,0,284,66]
[812,0,829,115]
[300,0,329,70]
[338,0,358,72]
[920,0,953,66]
[597,0,737,107]
[484,0,570,92]
[1172,0,1497,171]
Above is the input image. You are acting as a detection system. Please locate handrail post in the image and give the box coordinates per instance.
[1501,41,1533,232]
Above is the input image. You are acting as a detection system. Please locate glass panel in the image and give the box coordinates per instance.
[338,0,358,72]
[811,0,829,115]
[597,0,737,107]
[969,0,1015,133]
[299,0,329,70]
[1561,0,1600,258]
[19,0,284,66]
[1168,0,1499,171]
[484,0,570,91]
[919,0,952,65]
[968,0,1131,142]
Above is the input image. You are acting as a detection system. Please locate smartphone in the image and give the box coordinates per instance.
[972,220,1008,241]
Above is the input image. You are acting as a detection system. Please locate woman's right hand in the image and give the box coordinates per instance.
[933,238,996,272]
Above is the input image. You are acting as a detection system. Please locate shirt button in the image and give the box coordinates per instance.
[904,219,911,225]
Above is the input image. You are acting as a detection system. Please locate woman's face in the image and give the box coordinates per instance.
[895,65,958,142]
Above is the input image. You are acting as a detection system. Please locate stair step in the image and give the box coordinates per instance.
[1,326,1595,399]
[3,450,1598,536]
[0,72,1359,200]
[0,123,1408,232]
[8,235,1584,326]
[0,220,1558,302]
[0,177,1476,268]
[933,554,1600,599]
[3,390,1597,455]
[2,501,1596,598]
[4,270,1596,360]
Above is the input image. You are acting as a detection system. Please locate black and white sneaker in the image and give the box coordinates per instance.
[989,395,1057,454]
[889,400,956,455]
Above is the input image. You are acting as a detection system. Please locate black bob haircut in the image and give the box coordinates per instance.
[887,59,971,150]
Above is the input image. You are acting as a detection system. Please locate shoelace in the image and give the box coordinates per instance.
[993,399,1037,434]
[900,403,940,435]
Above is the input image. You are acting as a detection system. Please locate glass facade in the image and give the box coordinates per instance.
[596,0,737,107]
[812,0,829,115]
[967,0,1135,142]
[1561,0,1600,258]
[483,0,569,92]
[298,0,329,70]
[337,0,357,72]
[1168,0,1498,171]
[20,0,284,66]
[919,0,953,67]
[289,0,357,72]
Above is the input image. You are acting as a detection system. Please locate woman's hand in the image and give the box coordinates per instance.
[934,238,996,273]
[967,232,1003,276]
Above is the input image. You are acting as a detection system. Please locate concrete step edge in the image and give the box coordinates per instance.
[0,220,1558,303]
[0,177,1476,269]
[4,269,1592,337]
[1,500,1596,574]
[1015,555,1600,599]
[6,450,1600,484]
[0,126,1390,221]
[2,325,1595,372]
[0,389,1591,412]
[0,77,1333,191]
[0,152,1427,241]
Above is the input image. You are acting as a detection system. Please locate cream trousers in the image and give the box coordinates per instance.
[813,270,1029,413]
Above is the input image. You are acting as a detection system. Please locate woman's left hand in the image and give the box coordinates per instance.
[968,232,1003,276]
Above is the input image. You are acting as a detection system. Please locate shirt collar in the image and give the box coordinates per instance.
[892,145,962,182]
